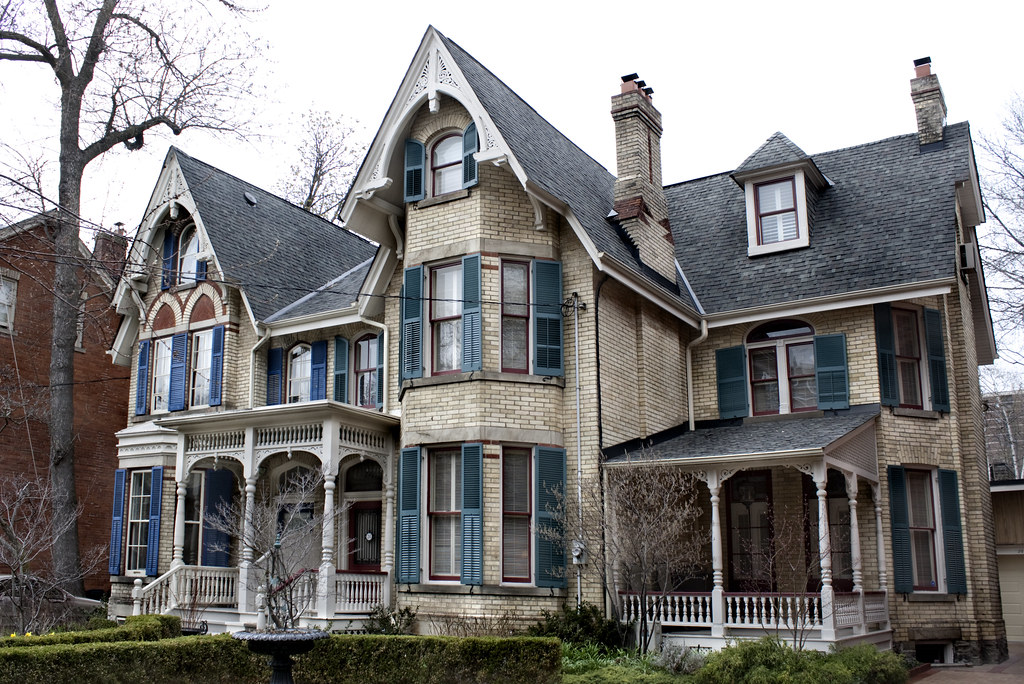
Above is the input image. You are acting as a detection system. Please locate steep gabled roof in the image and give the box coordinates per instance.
[734,131,812,175]
[172,149,377,322]
[667,123,974,315]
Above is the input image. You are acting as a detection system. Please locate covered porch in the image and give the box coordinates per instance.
[607,404,892,651]
[118,401,398,632]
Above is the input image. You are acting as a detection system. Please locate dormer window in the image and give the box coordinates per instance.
[756,178,798,245]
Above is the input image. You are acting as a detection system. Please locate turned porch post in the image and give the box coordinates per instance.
[237,427,257,614]
[845,471,866,633]
[171,478,188,569]
[706,471,725,637]
[815,465,836,641]
[318,471,337,617]
[872,484,888,592]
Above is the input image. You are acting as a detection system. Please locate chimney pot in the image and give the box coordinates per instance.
[913,56,932,78]
[910,56,946,146]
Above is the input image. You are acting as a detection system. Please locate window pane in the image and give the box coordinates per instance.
[435,319,461,372]
[893,310,920,357]
[288,346,311,402]
[907,471,933,527]
[751,348,777,380]
[152,339,172,412]
[432,265,462,320]
[357,371,377,407]
[790,378,817,410]
[787,343,815,376]
[0,278,14,328]
[503,452,530,513]
[179,227,199,283]
[898,360,922,407]
[503,516,530,579]
[752,383,779,414]
[502,263,528,317]
[431,515,460,576]
[191,330,212,406]
[502,317,528,370]
[434,136,462,166]
[911,530,936,587]
[434,166,462,195]
[430,451,460,512]
[758,180,794,212]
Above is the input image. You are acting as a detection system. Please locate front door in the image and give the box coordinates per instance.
[348,502,382,572]
[726,470,774,592]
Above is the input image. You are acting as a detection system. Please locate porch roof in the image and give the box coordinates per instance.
[605,404,880,478]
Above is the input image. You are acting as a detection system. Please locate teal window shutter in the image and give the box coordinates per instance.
[168,332,188,411]
[402,266,423,380]
[461,443,483,585]
[938,469,967,594]
[397,447,421,584]
[404,139,425,202]
[334,337,349,403]
[109,469,126,575]
[814,334,849,410]
[462,123,478,188]
[135,340,150,416]
[202,469,234,567]
[375,333,385,408]
[209,326,224,407]
[874,303,899,407]
[461,254,482,372]
[887,465,913,594]
[310,340,328,400]
[716,346,748,419]
[535,446,566,588]
[533,260,563,376]
[924,308,950,412]
[266,347,283,406]
[161,232,176,290]
[146,466,164,576]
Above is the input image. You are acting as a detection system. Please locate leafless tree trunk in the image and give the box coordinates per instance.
[1,0,258,593]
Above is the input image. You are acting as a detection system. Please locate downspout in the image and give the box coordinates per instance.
[686,320,709,431]
[592,274,610,616]
[249,326,272,408]
[360,318,389,413]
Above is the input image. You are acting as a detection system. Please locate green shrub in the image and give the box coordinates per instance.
[0,614,177,648]
[528,603,626,650]
[562,663,682,683]
[364,604,417,634]
[832,644,908,684]
[654,643,706,675]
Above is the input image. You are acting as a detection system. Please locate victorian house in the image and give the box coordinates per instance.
[106,29,1005,662]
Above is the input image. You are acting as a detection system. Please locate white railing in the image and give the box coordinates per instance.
[621,592,713,627]
[335,572,387,614]
[833,592,862,627]
[724,593,823,630]
[133,565,239,616]
[339,425,388,452]
[187,430,245,453]
[256,423,323,447]
[863,591,889,624]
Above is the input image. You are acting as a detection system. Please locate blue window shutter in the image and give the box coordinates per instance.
[209,326,224,407]
[376,333,385,408]
[135,340,150,416]
[146,466,164,577]
[161,232,176,290]
[168,332,188,412]
[535,446,566,588]
[462,123,478,188]
[310,340,328,400]
[533,260,563,377]
[404,139,425,202]
[195,260,207,282]
[109,469,126,575]
[461,443,483,585]
[402,266,423,380]
[202,469,234,567]
[716,346,748,419]
[333,337,349,403]
[397,447,421,584]
[938,469,967,594]
[461,254,482,372]
[924,308,950,412]
[887,465,913,594]
[814,334,849,410]
[874,303,899,407]
[267,347,283,406]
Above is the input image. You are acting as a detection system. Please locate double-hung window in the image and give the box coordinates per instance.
[191,329,213,407]
[429,448,462,580]
[287,344,312,403]
[893,309,923,408]
[501,261,529,372]
[126,470,153,574]
[403,124,478,202]
[355,334,379,408]
[151,338,173,413]
[183,471,204,566]
[431,135,464,196]
[502,448,531,582]
[875,303,949,412]
[178,225,200,284]
[906,469,938,590]
[430,264,463,374]
[755,178,798,245]
[0,275,16,331]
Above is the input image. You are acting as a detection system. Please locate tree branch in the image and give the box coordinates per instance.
[0,30,56,67]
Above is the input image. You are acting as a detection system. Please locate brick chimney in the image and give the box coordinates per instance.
[612,74,676,281]
[93,224,128,281]
[911,57,947,146]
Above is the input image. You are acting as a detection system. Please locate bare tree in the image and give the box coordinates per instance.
[276,110,365,220]
[546,456,709,653]
[0,473,99,634]
[982,368,1024,480]
[0,0,258,592]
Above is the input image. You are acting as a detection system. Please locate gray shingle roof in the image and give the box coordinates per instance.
[734,131,811,175]
[438,33,696,312]
[667,123,972,315]
[605,404,880,464]
[173,148,377,322]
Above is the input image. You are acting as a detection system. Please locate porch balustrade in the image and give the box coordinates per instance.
[256,423,323,447]
[132,565,239,616]
[339,425,388,451]
[334,572,387,613]
[724,593,822,630]
[187,430,245,452]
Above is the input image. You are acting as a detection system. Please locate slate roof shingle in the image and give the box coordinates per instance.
[173,148,378,323]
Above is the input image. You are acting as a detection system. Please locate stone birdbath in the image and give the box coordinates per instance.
[232,628,328,684]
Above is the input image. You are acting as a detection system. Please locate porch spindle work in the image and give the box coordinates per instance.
[707,473,725,638]
[815,471,836,641]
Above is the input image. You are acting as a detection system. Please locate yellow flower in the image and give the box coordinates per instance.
[8,634,14,638]
[25,632,31,637]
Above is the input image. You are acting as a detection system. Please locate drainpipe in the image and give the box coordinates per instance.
[562,292,587,607]
[360,318,389,413]
[685,320,709,431]
[249,326,272,408]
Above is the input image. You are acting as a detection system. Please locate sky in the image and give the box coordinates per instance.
[2,0,1024,371]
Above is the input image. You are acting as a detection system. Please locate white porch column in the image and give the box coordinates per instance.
[845,472,866,634]
[706,471,725,638]
[171,478,188,569]
[237,426,257,614]
[872,484,888,592]
[815,466,836,641]
[383,458,396,575]
[318,471,337,618]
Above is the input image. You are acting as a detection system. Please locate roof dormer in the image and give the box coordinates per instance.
[731,132,829,257]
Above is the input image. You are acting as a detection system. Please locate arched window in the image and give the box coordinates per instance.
[746,319,816,415]
[287,344,312,403]
[431,134,463,196]
[354,334,378,408]
[178,224,200,283]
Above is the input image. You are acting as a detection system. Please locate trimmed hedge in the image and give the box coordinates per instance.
[0,615,180,648]
[0,631,561,684]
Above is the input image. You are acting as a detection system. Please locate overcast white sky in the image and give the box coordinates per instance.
[3,0,1023,369]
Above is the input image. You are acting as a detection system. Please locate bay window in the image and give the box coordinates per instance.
[430,263,463,374]
[191,329,213,407]
[152,337,173,412]
[502,448,531,582]
[287,344,312,403]
[501,261,529,372]
[429,448,462,580]
[355,334,378,408]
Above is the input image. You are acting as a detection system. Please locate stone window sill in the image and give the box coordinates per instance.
[414,188,470,209]
[401,370,564,399]
[893,407,942,420]
[400,582,566,598]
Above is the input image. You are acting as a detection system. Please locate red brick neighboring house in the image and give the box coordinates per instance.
[0,213,129,593]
